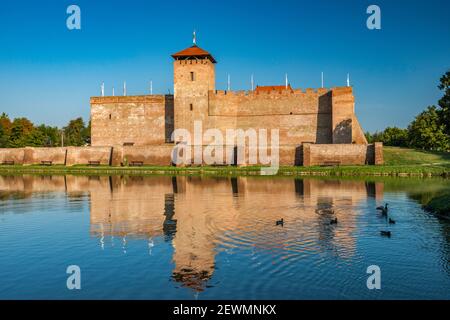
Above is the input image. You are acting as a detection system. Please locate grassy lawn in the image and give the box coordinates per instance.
[0,147,449,177]
[383,146,450,166]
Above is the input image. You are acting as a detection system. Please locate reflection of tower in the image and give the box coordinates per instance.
[172,176,178,194]
[295,179,304,196]
[315,196,337,251]
[163,193,177,241]
[231,177,238,195]
[365,181,384,201]
[171,177,231,292]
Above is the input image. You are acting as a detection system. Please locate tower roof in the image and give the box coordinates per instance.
[171,45,217,63]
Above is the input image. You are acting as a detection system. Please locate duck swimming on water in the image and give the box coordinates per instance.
[276,218,284,227]
[376,203,389,215]
[380,230,391,237]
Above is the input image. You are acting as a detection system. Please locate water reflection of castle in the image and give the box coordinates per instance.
[0,175,383,292]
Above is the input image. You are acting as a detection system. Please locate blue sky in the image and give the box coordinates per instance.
[0,0,449,132]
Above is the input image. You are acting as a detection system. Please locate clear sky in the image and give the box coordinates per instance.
[0,0,449,132]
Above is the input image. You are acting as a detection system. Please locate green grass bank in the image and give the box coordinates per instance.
[422,192,450,219]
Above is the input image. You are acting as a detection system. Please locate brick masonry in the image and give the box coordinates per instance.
[0,43,379,167]
[87,43,375,166]
[303,143,384,166]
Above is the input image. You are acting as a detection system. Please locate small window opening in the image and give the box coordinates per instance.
[190,104,193,111]
[190,72,195,81]
[109,114,112,119]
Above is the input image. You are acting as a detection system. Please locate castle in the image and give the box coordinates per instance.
[90,40,382,167]
[0,39,382,167]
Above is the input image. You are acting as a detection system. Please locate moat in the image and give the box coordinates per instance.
[0,175,449,299]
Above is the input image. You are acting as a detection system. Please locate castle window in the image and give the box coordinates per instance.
[190,103,193,111]
[109,114,112,119]
[190,72,195,81]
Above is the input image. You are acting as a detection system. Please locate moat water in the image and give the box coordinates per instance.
[0,175,449,300]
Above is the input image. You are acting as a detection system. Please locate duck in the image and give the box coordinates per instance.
[376,203,389,215]
[330,218,338,225]
[276,218,284,227]
[380,230,391,237]
[388,217,396,224]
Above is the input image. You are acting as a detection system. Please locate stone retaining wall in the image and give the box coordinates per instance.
[303,143,383,166]
[0,148,25,165]
[66,147,112,166]
[0,143,382,167]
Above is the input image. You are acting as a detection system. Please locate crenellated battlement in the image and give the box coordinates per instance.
[210,87,346,97]
[175,58,213,65]
[207,87,350,117]
[90,95,173,105]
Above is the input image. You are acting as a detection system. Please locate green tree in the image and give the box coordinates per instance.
[9,117,34,147]
[0,113,11,147]
[83,119,91,145]
[63,117,86,146]
[408,106,450,151]
[0,113,12,135]
[437,70,450,135]
[364,131,374,144]
[36,124,61,147]
[379,127,409,147]
[365,131,384,144]
[23,128,46,147]
[0,124,8,147]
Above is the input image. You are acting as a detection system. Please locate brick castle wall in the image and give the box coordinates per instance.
[0,144,380,166]
[303,143,384,166]
[90,87,366,148]
[90,95,174,147]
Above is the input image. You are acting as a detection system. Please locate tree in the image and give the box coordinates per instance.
[36,124,61,147]
[9,117,35,147]
[364,131,374,144]
[408,106,450,151]
[0,113,12,136]
[0,124,8,148]
[63,117,86,146]
[379,127,409,147]
[0,113,11,147]
[22,128,46,147]
[0,116,91,148]
[437,70,450,135]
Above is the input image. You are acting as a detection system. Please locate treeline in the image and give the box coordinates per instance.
[365,71,450,152]
[0,115,90,148]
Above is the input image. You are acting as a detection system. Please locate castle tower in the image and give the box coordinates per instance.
[172,42,216,140]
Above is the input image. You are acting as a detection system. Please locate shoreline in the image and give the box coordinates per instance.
[423,192,450,219]
[0,164,448,178]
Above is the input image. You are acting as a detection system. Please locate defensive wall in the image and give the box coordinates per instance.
[90,87,367,152]
[0,143,383,167]
[90,95,174,147]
